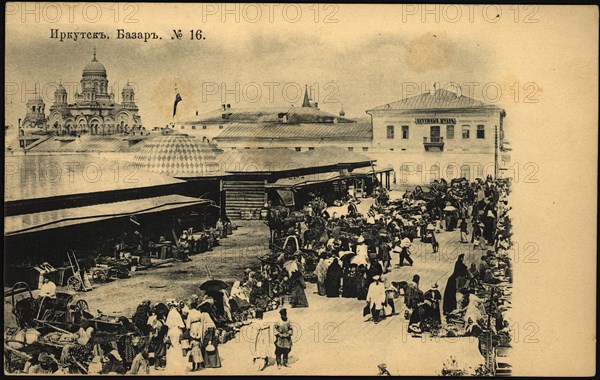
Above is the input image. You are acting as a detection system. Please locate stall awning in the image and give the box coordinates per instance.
[265,170,348,190]
[5,195,212,236]
[350,165,394,176]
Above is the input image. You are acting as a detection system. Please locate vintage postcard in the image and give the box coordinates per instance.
[4,3,597,376]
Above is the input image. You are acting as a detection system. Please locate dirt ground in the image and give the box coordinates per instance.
[4,220,270,326]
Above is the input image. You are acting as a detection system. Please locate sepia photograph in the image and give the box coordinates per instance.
[4,3,597,376]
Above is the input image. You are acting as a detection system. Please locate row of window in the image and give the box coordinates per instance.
[386,125,486,139]
[181,125,224,130]
[291,147,370,152]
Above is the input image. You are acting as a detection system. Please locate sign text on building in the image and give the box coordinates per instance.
[414,118,456,124]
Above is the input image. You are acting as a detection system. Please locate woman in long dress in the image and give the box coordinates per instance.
[198,302,221,368]
[251,322,273,371]
[324,258,343,297]
[342,261,357,298]
[442,255,468,316]
[289,268,309,308]
[164,305,187,374]
[314,254,329,296]
[356,264,368,301]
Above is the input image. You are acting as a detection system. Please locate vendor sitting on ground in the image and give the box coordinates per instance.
[39,275,57,299]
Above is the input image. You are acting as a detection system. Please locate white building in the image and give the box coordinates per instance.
[366,87,507,185]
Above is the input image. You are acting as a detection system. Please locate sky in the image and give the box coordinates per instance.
[6,3,517,128]
[4,4,597,140]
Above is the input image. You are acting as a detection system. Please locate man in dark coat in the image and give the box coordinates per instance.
[356,264,369,300]
[342,261,357,298]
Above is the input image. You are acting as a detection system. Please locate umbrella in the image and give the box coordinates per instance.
[199,279,229,292]
[443,205,457,212]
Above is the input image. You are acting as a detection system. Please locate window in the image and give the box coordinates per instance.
[202,125,207,130]
[348,147,354,151]
[446,125,454,139]
[219,125,224,129]
[386,125,395,139]
[461,165,471,179]
[192,125,196,130]
[295,147,301,152]
[308,147,315,151]
[362,147,369,152]
[477,125,485,139]
[462,125,470,139]
[402,125,409,139]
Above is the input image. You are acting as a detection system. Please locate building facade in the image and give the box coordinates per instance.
[366,87,507,184]
[20,50,143,140]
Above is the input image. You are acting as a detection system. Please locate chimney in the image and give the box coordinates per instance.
[227,104,231,109]
[196,110,199,116]
[222,104,226,111]
[455,86,462,98]
[314,102,319,110]
[430,82,438,95]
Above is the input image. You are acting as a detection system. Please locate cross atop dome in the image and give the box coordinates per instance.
[93,47,97,62]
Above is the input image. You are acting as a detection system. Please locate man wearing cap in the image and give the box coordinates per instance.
[274,308,293,368]
[348,200,358,218]
[366,275,387,324]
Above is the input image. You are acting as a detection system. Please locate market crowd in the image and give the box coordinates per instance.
[6,176,512,375]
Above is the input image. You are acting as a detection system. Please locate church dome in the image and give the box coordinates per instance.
[133,134,222,177]
[83,50,106,76]
[55,84,67,95]
[122,82,134,93]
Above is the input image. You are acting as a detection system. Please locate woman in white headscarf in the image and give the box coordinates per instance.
[164,303,187,374]
[251,321,273,371]
[231,280,250,303]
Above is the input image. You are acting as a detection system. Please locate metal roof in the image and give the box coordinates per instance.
[133,134,223,178]
[5,194,210,236]
[5,153,184,202]
[368,89,503,112]
[217,147,373,174]
[27,134,151,153]
[214,122,372,141]
[265,170,347,189]
[180,106,355,125]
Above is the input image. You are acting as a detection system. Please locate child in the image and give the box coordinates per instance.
[128,350,149,375]
[431,230,439,253]
[189,339,203,371]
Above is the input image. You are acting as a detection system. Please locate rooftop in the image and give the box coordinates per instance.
[217,146,373,174]
[180,106,355,125]
[26,134,151,153]
[368,88,503,112]
[4,153,183,203]
[214,122,372,142]
[133,134,223,178]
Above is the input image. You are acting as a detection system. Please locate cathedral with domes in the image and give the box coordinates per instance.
[21,49,143,137]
